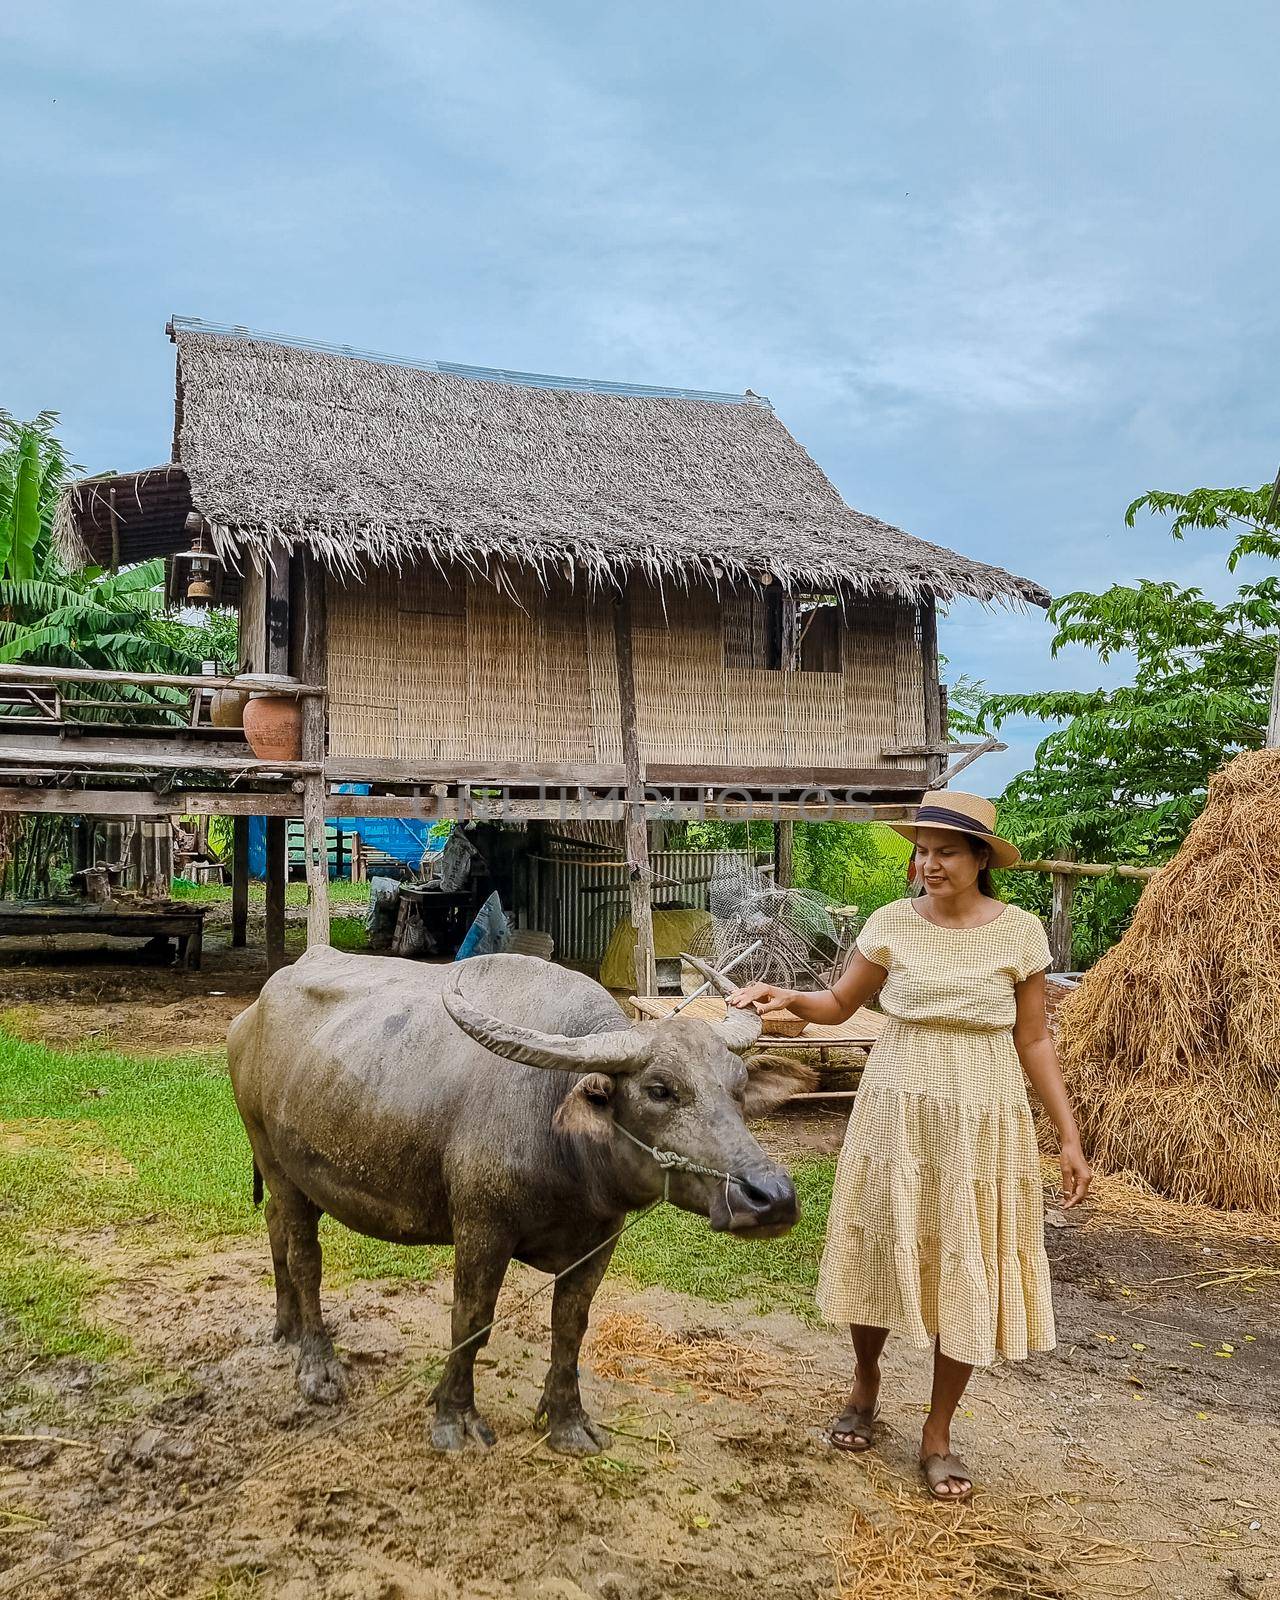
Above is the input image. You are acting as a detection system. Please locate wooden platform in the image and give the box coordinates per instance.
[628,993,887,1100]
[0,900,208,969]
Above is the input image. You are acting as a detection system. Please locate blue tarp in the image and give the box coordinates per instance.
[247,786,447,879]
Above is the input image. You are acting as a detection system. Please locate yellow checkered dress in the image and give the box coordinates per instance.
[816,898,1056,1366]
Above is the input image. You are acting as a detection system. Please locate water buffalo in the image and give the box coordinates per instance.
[228,945,811,1455]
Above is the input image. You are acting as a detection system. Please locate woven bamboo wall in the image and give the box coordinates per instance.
[325,568,926,771]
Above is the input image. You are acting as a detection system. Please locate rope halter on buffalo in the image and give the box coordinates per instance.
[610,1118,743,1220]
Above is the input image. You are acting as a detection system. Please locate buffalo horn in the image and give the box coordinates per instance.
[442,983,652,1074]
[678,953,764,1053]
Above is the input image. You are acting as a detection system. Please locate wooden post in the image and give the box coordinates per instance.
[108,486,121,574]
[265,815,287,972]
[920,599,944,787]
[295,552,330,949]
[1048,847,1077,973]
[613,590,656,996]
[1267,648,1280,747]
[302,779,329,947]
[774,820,794,887]
[128,821,144,894]
[231,816,249,947]
[266,547,291,677]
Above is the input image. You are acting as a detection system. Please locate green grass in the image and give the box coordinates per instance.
[612,1161,833,1319]
[171,878,372,950]
[283,914,368,953]
[0,1028,834,1366]
[170,879,372,907]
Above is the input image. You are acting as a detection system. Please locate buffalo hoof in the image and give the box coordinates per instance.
[431,1407,497,1452]
[295,1354,348,1406]
[545,1416,609,1457]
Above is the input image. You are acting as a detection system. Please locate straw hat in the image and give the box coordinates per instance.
[891,790,1021,870]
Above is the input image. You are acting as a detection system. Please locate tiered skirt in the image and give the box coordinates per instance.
[816,1018,1056,1367]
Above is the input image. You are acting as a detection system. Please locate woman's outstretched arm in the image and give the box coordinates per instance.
[1014,972,1092,1208]
[727,951,887,1025]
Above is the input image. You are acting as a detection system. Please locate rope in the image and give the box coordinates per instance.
[0,1187,673,1598]
[611,1120,738,1185]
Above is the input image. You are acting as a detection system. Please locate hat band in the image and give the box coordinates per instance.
[913,804,994,836]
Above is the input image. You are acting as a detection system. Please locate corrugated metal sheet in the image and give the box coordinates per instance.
[536,848,761,965]
[169,318,769,406]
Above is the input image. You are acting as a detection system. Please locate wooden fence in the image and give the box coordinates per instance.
[1006,856,1160,971]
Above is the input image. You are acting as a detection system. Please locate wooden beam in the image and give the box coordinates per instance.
[919,599,943,786]
[297,552,330,949]
[0,788,299,817]
[0,786,918,824]
[644,762,929,791]
[0,746,320,776]
[327,756,629,788]
[231,815,249,947]
[881,741,997,758]
[0,663,321,695]
[1268,645,1280,748]
[614,590,656,997]
[937,735,1006,786]
[0,729,252,756]
[0,907,205,943]
[265,815,287,973]
[325,755,928,793]
[1011,858,1159,882]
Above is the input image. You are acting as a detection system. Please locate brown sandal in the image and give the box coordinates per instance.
[920,1452,974,1502]
[828,1404,878,1453]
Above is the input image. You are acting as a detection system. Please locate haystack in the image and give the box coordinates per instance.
[1055,747,1280,1214]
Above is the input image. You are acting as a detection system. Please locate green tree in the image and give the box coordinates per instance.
[977,482,1280,961]
[0,411,70,582]
[0,411,236,693]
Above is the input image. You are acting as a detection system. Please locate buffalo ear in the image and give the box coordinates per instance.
[742,1052,818,1118]
[552,1073,616,1142]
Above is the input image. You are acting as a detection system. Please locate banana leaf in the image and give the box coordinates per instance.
[8,432,41,582]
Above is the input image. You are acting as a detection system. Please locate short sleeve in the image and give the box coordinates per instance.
[854,904,896,970]
[1014,913,1052,982]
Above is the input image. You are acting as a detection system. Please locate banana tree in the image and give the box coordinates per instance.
[0,411,68,582]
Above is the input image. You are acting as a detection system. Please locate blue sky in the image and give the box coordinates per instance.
[3,1,1277,789]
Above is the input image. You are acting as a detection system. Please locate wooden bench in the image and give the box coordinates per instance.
[0,901,208,969]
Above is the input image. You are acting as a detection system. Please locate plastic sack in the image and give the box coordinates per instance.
[455,891,511,961]
[366,876,401,951]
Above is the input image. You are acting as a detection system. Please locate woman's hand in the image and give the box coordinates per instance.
[1058,1142,1092,1209]
[727,981,796,1015]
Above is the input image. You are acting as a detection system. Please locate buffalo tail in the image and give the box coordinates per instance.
[253,1164,263,1207]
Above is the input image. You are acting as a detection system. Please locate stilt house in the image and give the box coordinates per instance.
[45,317,1048,983]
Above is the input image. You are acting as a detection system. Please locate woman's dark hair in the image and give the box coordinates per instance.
[911,834,1000,899]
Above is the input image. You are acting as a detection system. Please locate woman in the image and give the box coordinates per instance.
[729,791,1091,1502]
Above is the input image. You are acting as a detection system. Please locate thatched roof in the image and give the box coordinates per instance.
[57,319,1048,606]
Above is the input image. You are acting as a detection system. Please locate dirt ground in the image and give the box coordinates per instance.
[2,937,1280,1598]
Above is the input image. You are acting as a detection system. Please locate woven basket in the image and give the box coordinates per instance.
[761,1010,807,1038]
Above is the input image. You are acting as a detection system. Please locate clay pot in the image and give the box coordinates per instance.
[209,687,249,729]
[242,694,303,762]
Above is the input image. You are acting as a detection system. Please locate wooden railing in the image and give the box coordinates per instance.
[0,663,324,734]
[1005,855,1160,971]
